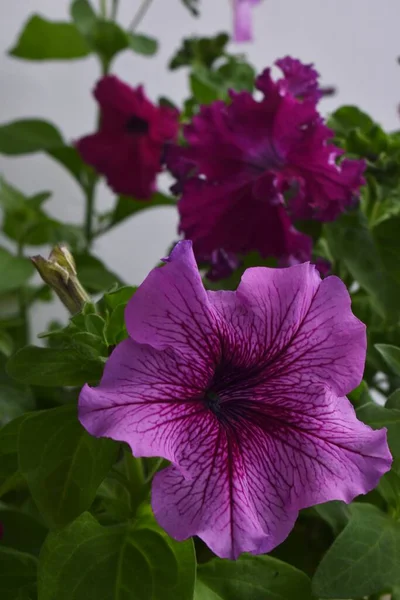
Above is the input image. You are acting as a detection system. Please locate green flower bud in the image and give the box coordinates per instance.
[31,246,90,314]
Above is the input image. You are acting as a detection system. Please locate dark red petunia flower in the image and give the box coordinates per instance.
[167,57,365,274]
[76,76,179,199]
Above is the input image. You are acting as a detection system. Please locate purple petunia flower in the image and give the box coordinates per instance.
[79,241,391,559]
[168,58,365,272]
[76,76,179,199]
[233,0,262,42]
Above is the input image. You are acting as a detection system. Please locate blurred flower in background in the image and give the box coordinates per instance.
[76,75,179,199]
[232,0,262,42]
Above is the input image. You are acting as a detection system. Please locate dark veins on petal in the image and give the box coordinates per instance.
[125,115,149,134]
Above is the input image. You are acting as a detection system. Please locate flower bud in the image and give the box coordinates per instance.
[31,246,90,314]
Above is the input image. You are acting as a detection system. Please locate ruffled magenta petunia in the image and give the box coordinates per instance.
[233,0,262,42]
[168,58,365,267]
[76,76,179,199]
[79,241,391,560]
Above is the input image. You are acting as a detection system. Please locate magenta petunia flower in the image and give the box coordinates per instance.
[79,241,391,559]
[76,76,179,199]
[233,0,262,42]
[169,58,365,268]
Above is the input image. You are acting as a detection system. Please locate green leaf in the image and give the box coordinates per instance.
[190,70,221,104]
[357,401,400,458]
[18,404,118,529]
[312,503,400,598]
[195,555,313,600]
[88,20,128,64]
[127,32,158,56]
[38,511,196,600]
[7,346,104,387]
[74,253,122,293]
[0,383,35,426]
[328,105,375,138]
[70,0,97,37]
[169,33,229,70]
[386,389,400,409]
[0,119,64,155]
[0,247,34,294]
[0,507,47,555]
[103,286,136,311]
[105,304,127,345]
[324,210,400,321]
[9,15,91,60]
[0,546,37,600]
[111,192,176,227]
[0,415,29,497]
[375,344,400,376]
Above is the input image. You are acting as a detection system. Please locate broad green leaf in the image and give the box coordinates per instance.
[0,119,64,155]
[74,253,122,293]
[328,105,375,138]
[70,0,97,37]
[377,459,400,510]
[9,15,91,60]
[190,71,220,104]
[127,33,158,56]
[195,555,313,600]
[0,176,26,211]
[0,508,47,555]
[0,546,37,600]
[324,210,400,321]
[386,389,400,409]
[105,304,127,345]
[0,383,35,426]
[103,286,136,311]
[38,511,196,600]
[0,247,34,294]
[357,401,400,457]
[347,379,372,408]
[312,504,400,598]
[375,344,400,376]
[313,501,350,537]
[18,404,118,528]
[88,20,127,63]
[111,192,176,227]
[7,346,104,387]
[0,415,29,497]
[0,329,14,357]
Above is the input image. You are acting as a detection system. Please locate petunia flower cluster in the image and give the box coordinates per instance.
[168,57,365,278]
[79,241,391,560]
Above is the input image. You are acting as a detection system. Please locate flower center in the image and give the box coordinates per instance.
[204,390,223,415]
[125,115,149,135]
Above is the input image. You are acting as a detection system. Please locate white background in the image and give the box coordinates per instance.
[1,0,400,338]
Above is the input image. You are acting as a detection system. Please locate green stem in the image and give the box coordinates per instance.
[17,242,29,346]
[99,0,107,18]
[84,180,96,251]
[123,448,145,514]
[129,0,154,31]
[110,0,119,20]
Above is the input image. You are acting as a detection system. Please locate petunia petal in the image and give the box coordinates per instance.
[79,338,212,462]
[235,263,365,395]
[153,376,390,559]
[152,414,296,559]
[124,241,221,365]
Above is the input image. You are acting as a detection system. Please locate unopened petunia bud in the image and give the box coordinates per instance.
[31,246,90,314]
